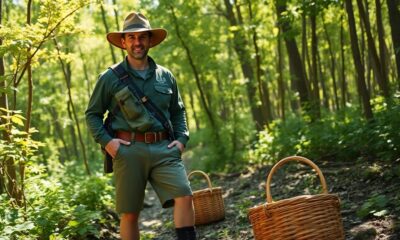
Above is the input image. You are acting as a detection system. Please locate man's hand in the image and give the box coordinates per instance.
[105,138,131,158]
[168,140,185,153]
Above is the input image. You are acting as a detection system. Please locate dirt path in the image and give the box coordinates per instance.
[139,158,400,240]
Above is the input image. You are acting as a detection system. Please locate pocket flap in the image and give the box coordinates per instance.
[155,85,173,94]
[115,86,132,102]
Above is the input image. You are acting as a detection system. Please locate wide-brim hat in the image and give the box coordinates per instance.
[106,12,167,49]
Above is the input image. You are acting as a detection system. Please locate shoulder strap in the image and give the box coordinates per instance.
[109,62,128,81]
[109,62,176,140]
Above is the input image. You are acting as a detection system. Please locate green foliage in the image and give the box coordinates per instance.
[356,194,390,219]
[0,163,114,239]
[1,0,399,238]
[186,115,254,172]
[140,232,156,240]
[237,198,254,224]
[249,100,400,164]
[0,108,43,178]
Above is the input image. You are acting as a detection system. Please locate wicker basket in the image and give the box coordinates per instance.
[188,170,225,225]
[248,156,345,240]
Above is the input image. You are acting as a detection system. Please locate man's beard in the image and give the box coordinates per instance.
[130,46,149,60]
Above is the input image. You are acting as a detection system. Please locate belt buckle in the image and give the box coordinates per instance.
[144,132,157,144]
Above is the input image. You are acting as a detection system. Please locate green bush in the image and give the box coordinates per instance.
[0,163,114,240]
[249,100,400,164]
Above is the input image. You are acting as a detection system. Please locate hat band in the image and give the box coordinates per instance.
[124,23,150,31]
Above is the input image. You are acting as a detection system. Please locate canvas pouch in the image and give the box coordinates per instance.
[114,86,154,131]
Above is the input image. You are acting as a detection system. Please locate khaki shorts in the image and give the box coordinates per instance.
[112,140,192,213]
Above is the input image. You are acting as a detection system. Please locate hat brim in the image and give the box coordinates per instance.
[106,28,167,49]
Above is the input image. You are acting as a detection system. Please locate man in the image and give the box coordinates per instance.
[85,12,196,240]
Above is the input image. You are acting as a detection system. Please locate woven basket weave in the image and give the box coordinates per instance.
[248,156,345,240]
[188,170,225,225]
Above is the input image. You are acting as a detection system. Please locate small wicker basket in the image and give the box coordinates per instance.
[248,156,345,240]
[188,170,225,225]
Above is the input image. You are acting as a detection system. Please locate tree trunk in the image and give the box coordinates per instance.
[277,28,285,120]
[375,0,389,89]
[310,13,321,118]
[54,38,91,175]
[345,0,373,120]
[168,5,226,161]
[169,7,215,128]
[18,0,34,209]
[215,72,228,121]
[276,0,310,114]
[387,0,400,88]
[222,0,266,130]
[188,85,200,131]
[262,78,273,124]
[248,0,272,127]
[100,4,117,64]
[304,22,313,101]
[112,0,125,59]
[302,9,312,99]
[230,94,238,159]
[322,16,339,111]
[0,0,7,195]
[340,7,348,109]
[67,102,80,159]
[78,45,92,101]
[318,51,329,109]
[356,0,389,98]
[301,8,307,83]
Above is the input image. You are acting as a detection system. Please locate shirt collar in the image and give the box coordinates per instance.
[123,56,157,79]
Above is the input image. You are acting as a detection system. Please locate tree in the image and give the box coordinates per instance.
[387,0,400,88]
[219,0,268,130]
[275,0,310,116]
[100,3,117,64]
[0,0,93,206]
[54,38,91,175]
[0,0,8,195]
[322,16,339,110]
[248,0,273,127]
[345,0,373,120]
[356,0,389,98]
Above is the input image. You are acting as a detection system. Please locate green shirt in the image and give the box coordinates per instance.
[85,56,189,147]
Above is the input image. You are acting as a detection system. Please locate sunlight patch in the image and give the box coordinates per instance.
[142,219,162,227]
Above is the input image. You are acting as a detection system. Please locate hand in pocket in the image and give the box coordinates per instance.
[105,138,131,158]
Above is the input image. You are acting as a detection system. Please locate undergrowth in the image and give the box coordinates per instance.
[0,162,115,240]
[249,100,400,165]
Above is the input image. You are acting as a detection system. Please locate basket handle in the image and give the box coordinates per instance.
[188,170,213,191]
[266,156,328,203]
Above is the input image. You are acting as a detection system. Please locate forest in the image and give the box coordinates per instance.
[0,0,399,239]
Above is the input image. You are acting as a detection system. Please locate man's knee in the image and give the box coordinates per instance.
[174,195,193,205]
[121,212,139,223]
[174,196,193,208]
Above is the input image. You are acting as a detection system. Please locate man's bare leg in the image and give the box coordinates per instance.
[174,195,194,227]
[174,195,196,239]
[120,213,140,240]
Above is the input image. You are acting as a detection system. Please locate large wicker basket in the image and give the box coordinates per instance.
[188,170,225,225]
[248,156,345,240]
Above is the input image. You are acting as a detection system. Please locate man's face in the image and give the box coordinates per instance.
[121,32,151,60]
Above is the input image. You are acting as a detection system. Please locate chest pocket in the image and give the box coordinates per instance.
[154,85,173,109]
[155,85,173,94]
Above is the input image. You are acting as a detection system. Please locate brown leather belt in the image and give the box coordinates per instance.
[116,130,168,143]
